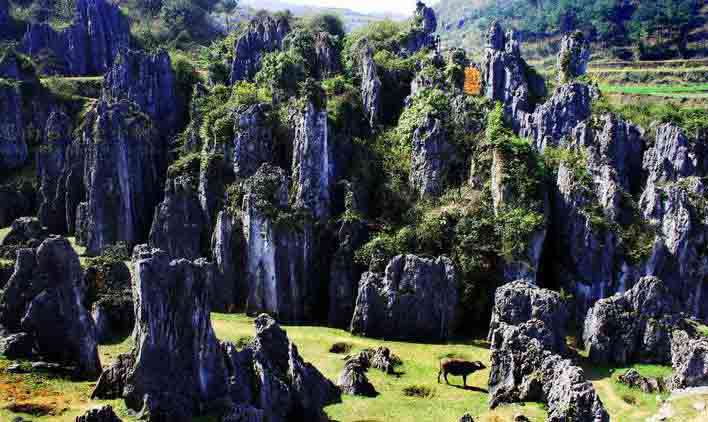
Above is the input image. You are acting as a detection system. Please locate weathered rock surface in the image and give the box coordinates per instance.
[0,185,34,229]
[0,237,101,378]
[0,332,35,359]
[583,276,683,365]
[488,281,568,354]
[338,357,377,396]
[76,99,164,256]
[292,102,331,221]
[398,1,437,55]
[489,322,609,422]
[483,22,530,128]
[222,314,340,422]
[618,369,666,393]
[0,82,27,169]
[38,111,74,233]
[103,49,179,133]
[76,405,124,422]
[669,329,708,390]
[242,164,315,322]
[359,46,381,129]
[21,0,129,76]
[149,175,207,260]
[350,254,458,342]
[230,104,274,179]
[557,31,590,83]
[1,217,49,250]
[230,15,290,83]
[94,247,227,420]
[210,210,243,312]
[410,114,454,198]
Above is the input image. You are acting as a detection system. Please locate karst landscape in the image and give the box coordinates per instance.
[1,0,708,421]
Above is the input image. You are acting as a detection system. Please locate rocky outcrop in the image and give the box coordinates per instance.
[483,22,530,128]
[230,104,274,179]
[312,31,341,78]
[519,82,594,151]
[292,102,331,221]
[557,32,590,83]
[1,217,49,250]
[103,49,179,133]
[149,175,207,260]
[350,254,458,342]
[489,322,609,421]
[669,329,708,390]
[210,210,243,312]
[338,356,377,397]
[230,15,290,83]
[583,277,682,365]
[38,111,73,233]
[94,247,228,420]
[0,82,27,170]
[617,369,666,393]
[359,47,381,129]
[76,405,123,422]
[0,185,34,228]
[76,99,164,256]
[639,124,708,319]
[0,237,101,378]
[0,332,35,359]
[242,164,315,322]
[488,281,568,354]
[398,1,438,55]
[410,115,454,198]
[21,0,129,76]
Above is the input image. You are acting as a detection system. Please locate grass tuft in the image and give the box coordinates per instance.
[402,385,435,398]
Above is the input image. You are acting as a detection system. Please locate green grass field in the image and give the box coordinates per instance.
[600,83,708,99]
[1,312,700,422]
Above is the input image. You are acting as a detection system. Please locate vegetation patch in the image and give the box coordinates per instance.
[329,342,353,354]
[402,385,434,398]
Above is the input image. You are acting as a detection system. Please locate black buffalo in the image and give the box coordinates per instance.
[437,359,486,388]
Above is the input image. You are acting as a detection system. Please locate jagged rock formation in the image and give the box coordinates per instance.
[0,237,101,378]
[1,217,49,250]
[21,0,129,76]
[242,164,315,322]
[38,111,74,233]
[483,22,530,128]
[488,281,568,354]
[0,81,27,170]
[338,355,377,396]
[210,210,243,312]
[617,369,666,393]
[149,175,207,260]
[84,257,133,343]
[410,115,454,198]
[292,102,331,221]
[230,15,290,83]
[519,82,594,151]
[489,323,609,421]
[93,246,227,420]
[399,1,438,55]
[557,31,591,83]
[669,329,708,389]
[103,49,179,133]
[230,104,274,179]
[359,46,381,129]
[0,332,35,359]
[76,405,123,422]
[350,254,458,342]
[312,31,341,78]
[328,185,367,328]
[583,277,683,365]
[75,99,164,256]
[640,123,708,319]
[221,314,341,421]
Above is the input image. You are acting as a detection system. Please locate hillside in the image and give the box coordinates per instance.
[435,0,708,61]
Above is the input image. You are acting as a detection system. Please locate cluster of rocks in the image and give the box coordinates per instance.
[617,369,666,393]
[350,254,458,343]
[0,237,101,378]
[488,282,609,421]
[92,246,340,421]
[337,347,402,397]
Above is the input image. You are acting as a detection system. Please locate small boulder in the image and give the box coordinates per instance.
[459,413,475,422]
[669,329,708,390]
[617,369,666,393]
[338,359,377,397]
[75,405,123,422]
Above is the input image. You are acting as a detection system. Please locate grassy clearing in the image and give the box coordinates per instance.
[0,227,10,244]
[0,314,685,422]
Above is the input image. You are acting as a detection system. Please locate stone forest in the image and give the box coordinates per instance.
[0,0,708,421]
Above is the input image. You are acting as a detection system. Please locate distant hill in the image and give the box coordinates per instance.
[434,0,708,62]
[239,0,406,32]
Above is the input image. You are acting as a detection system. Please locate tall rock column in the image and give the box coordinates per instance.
[292,102,332,222]
[38,111,73,233]
[0,81,27,170]
[359,46,381,129]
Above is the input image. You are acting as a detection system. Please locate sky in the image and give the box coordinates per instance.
[247,0,439,16]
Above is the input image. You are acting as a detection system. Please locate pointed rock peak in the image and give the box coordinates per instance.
[487,20,506,51]
[558,31,591,83]
[415,1,437,35]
